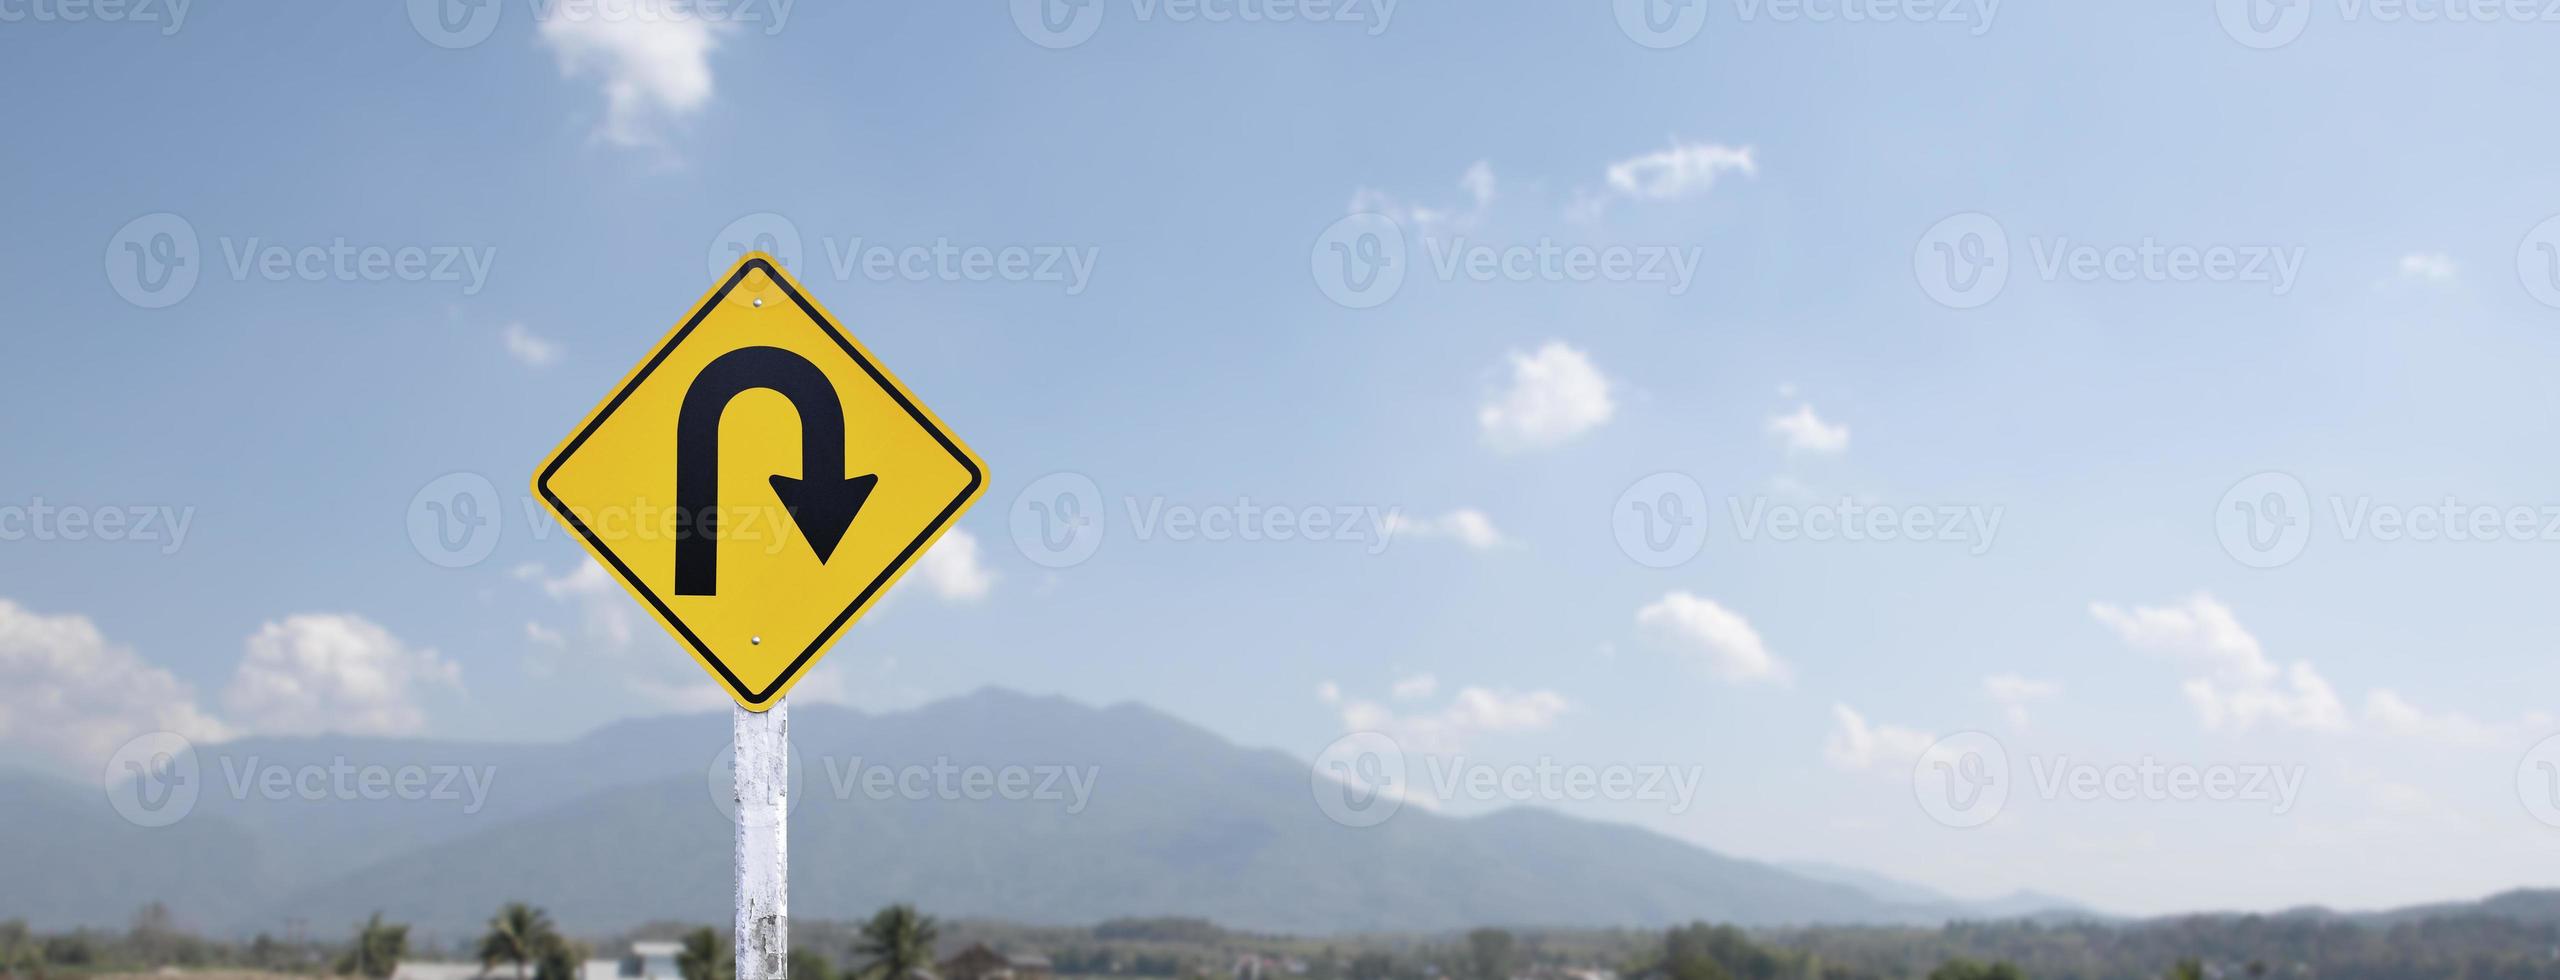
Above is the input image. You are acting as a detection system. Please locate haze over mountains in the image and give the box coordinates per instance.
[0,688,2159,940]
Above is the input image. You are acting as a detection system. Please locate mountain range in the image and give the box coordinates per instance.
[0,688,2132,942]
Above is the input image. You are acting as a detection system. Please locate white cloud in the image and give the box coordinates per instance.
[1604,141,1757,202]
[1479,342,1615,452]
[526,561,635,648]
[0,600,474,769]
[1329,682,1567,754]
[1823,703,1936,775]
[1316,680,1343,704]
[222,614,460,737]
[522,621,568,679]
[536,0,727,148]
[2365,689,2547,746]
[1365,147,1751,227]
[917,528,995,601]
[1766,404,1850,455]
[1636,591,1789,684]
[1382,508,1511,551]
[0,600,232,770]
[1458,160,1496,212]
[2397,252,2457,283]
[1349,160,1495,232]
[1984,673,2060,730]
[2089,595,2348,733]
[628,674,739,713]
[1391,673,1439,700]
[502,323,561,367]
[1440,686,1568,729]
[525,621,568,648]
[536,561,614,601]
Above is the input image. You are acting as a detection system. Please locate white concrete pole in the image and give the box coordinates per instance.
[734,700,788,980]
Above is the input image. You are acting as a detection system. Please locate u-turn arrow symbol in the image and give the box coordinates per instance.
[674,346,878,596]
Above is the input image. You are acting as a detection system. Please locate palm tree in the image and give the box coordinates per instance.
[343,913,410,979]
[0,920,36,980]
[0,933,38,980]
[851,905,939,980]
[478,904,560,980]
[677,928,729,980]
[1927,961,2024,980]
[790,948,837,980]
[1463,929,1515,980]
[535,936,590,980]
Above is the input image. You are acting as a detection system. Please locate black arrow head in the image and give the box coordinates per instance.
[769,472,878,563]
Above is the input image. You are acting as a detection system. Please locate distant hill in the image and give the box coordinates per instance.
[0,772,273,928]
[2262,889,2560,928]
[5,689,1928,939]
[0,688,2538,941]
[1777,861,2106,923]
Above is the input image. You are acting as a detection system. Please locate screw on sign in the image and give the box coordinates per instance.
[532,253,987,980]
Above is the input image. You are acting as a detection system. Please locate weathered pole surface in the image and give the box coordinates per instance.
[735,700,788,980]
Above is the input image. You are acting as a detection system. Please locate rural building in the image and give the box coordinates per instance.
[939,944,1053,980]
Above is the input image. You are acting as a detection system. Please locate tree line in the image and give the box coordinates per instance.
[12,902,2560,980]
[460,902,948,980]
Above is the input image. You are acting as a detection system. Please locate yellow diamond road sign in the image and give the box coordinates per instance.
[534,254,986,710]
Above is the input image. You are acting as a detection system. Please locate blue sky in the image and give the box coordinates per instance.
[9,0,2560,917]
